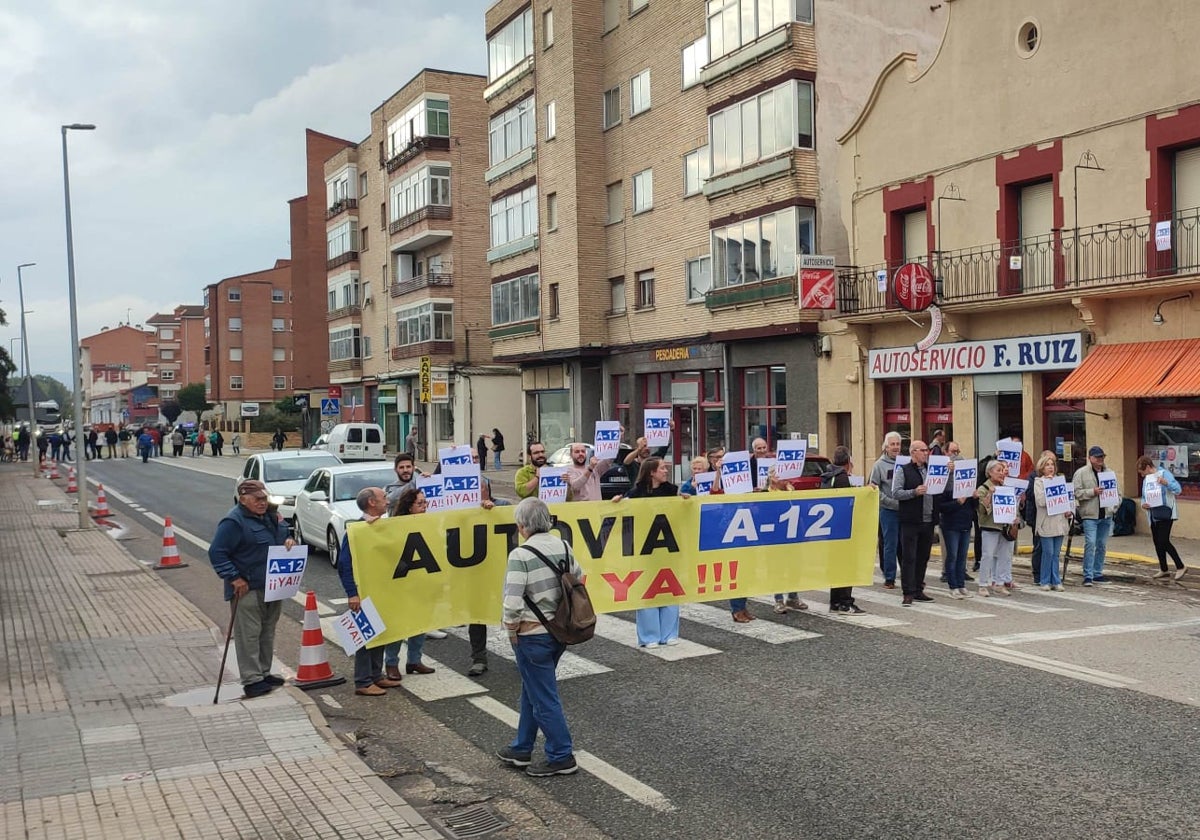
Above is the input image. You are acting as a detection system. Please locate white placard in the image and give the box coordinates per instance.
[996,439,1023,476]
[925,455,950,495]
[644,408,671,448]
[1155,220,1172,252]
[876,269,888,293]
[691,471,716,496]
[438,445,474,467]
[441,464,482,510]
[1043,476,1072,517]
[848,475,865,487]
[264,545,308,603]
[953,461,978,499]
[538,466,569,503]
[416,475,447,512]
[1143,474,1163,508]
[774,440,808,481]
[1098,470,1119,509]
[1066,484,1076,506]
[755,457,777,490]
[333,597,387,656]
[896,455,911,467]
[991,486,1017,524]
[1004,476,1028,489]
[593,421,622,460]
[720,450,753,495]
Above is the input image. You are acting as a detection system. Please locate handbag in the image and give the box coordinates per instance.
[1149,504,1173,522]
[1000,522,1019,541]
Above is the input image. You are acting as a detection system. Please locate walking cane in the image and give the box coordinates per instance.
[214,591,241,704]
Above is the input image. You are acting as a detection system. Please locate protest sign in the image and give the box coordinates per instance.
[441,464,482,510]
[925,455,950,495]
[594,421,622,460]
[1098,470,1119,509]
[644,409,671,448]
[1043,476,1071,517]
[264,545,308,602]
[996,439,1023,476]
[438,445,474,467]
[756,457,776,490]
[774,440,808,481]
[720,450,753,495]
[417,475,447,512]
[1143,474,1163,508]
[333,597,387,656]
[692,471,716,496]
[538,466,569,503]
[992,486,1017,524]
[953,461,978,499]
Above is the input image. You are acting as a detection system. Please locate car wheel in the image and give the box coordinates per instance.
[326,527,339,566]
[293,517,305,547]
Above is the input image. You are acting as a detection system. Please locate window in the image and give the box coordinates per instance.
[390,165,451,223]
[686,255,712,301]
[631,0,649,11]
[327,220,358,259]
[707,0,812,63]
[543,8,554,46]
[330,326,366,360]
[489,97,536,166]
[709,79,813,176]
[228,317,242,332]
[489,184,539,248]
[603,0,620,32]
[711,205,813,288]
[387,97,450,158]
[159,328,174,340]
[682,36,707,88]
[230,376,244,390]
[549,283,560,319]
[326,168,355,205]
[606,182,624,223]
[272,318,286,332]
[603,86,622,129]
[328,289,337,310]
[487,7,534,81]
[272,288,285,303]
[395,301,455,345]
[227,288,241,302]
[273,348,286,362]
[360,227,368,251]
[636,269,655,309]
[359,172,368,197]
[630,69,651,115]
[273,376,286,390]
[612,374,632,431]
[544,192,558,231]
[491,273,540,326]
[742,365,787,449]
[545,100,556,139]
[160,370,175,382]
[160,349,175,360]
[684,147,710,195]
[632,168,654,213]
[644,372,673,404]
[609,277,626,314]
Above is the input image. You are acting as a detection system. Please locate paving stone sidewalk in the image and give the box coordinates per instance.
[0,463,442,840]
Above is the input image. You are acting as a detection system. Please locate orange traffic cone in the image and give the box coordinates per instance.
[154,516,188,569]
[65,467,78,493]
[49,461,60,480]
[292,590,345,690]
[91,484,112,519]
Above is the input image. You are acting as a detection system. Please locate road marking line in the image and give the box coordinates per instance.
[964,596,1072,614]
[396,654,488,701]
[326,597,348,605]
[954,641,1140,688]
[291,591,337,616]
[852,589,996,620]
[593,615,721,661]
[444,626,611,680]
[319,694,342,709]
[467,696,677,813]
[975,617,1200,646]
[680,602,821,643]
[1018,588,1132,608]
[756,595,909,629]
[142,512,212,551]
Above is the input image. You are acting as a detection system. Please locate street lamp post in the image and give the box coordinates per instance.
[62,123,95,529]
[17,263,38,478]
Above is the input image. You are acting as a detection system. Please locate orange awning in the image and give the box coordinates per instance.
[1048,339,1200,400]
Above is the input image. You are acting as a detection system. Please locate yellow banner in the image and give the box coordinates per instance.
[348,489,879,644]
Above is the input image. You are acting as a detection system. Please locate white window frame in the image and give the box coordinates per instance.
[489,98,536,166]
[603,0,620,32]
[609,278,627,314]
[389,165,451,223]
[272,318,286,332]
[603,86,621,129]
[632,168,654,214]
[631,0,649,13]
[273,376,287,390]
[273,348,286,362]
[686,255,712,301]
[159,328,174,340]
[710,205,814,289]
[707,0,813,64]
[490,274,540,326]
[546,192,558,231]
[325,166,357,206]
[229,376,243,390]
[329,326,366,361]
[387,97,450,159]
[708,79,813,177]
[545,100,557,139]
[684,147,710,196]
[487,7,534,82]
[489,184,539,248]
[228,317,242,332]
[543,7,554,47]
[160,370,176,382]
[630,69,651,116]
[271,288,285,303]
[682,36,707,89]
[227,288,241,302]
[606,182,624,224]
[359,172,368,197]
[326,220,359,259]
[395,300,455,346]
[635,269,655,309]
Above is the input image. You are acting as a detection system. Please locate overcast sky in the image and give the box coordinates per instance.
[0,0,489,384]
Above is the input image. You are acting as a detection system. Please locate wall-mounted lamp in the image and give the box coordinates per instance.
[1152,292,1193,326]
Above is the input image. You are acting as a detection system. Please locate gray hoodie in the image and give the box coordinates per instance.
[869,454,900,511]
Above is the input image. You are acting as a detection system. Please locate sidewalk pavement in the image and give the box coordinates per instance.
[0,463,443,840]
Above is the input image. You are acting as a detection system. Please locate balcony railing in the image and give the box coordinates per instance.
[384,135,451,173]
[326,250,359,271]
[390,340,454,360]
[327,358,363,373]
[389,272,454,297]
[326,198,357,220]
[836,207,1200,316]
[389,204,452,235]
[325,304,362,322]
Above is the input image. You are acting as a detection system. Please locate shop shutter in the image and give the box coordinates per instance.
[903,209,927,261]
[1173,145,1200,215]
[1019,181,1054,241]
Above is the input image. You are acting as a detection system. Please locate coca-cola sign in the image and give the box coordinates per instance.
[893,262,936,312]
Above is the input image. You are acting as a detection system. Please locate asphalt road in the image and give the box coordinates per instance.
[86,454,1200,839]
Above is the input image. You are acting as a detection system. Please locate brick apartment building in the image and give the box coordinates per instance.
[81,324,155,427]
[480,0,942,461]
[145,305,206,404]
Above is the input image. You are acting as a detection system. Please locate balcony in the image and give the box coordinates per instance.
[391,341,454,361]
[389,204,452,236]
[705,276,796,310]
[384,135,451,173]
[326,251,359,271]
[325,304,362,322]
[389,272,453,298]
[836,207,1200,317]
[327,358,364,374]
[326,198,357,220]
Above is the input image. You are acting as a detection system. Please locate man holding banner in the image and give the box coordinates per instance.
[515,442,553,499]
[566,442,611,502]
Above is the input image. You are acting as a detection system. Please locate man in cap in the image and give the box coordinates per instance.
[1072,445,1115,585]
[208,479,296,697]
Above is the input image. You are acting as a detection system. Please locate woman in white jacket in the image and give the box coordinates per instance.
[1033,453,1071,591]
[1136,456,1188,581]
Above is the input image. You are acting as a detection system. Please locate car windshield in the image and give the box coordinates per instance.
[333,469,398,502]
[264,455,340,482]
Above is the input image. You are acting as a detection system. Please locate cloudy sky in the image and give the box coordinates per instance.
[0,0,489,383]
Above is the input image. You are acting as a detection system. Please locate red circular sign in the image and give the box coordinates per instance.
[892,262,936,312]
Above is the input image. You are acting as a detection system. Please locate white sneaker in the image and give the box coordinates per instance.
[1175,567,1189,582]
[1039,584,1051,591]
[958,588,973,598]
[1052,584,1064,591]
[773,601,788,614]
[977,586,991,597]
[949,589,965,600]
[425,629,449,640]
[640,642,660,649]
[662,638,680,646]
[1153,570,1172,580]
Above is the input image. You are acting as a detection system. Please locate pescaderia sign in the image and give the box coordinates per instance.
[348,491,879,642]
[868,332,1084,380]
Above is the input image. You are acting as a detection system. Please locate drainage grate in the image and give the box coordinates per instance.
[433,804,510,839]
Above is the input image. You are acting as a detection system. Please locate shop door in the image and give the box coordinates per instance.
[975,393,1022,459]
[673,404,698,482]
[1046,411,1086,478]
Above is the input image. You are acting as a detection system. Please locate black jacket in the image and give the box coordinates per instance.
[897,462,938,525]
[936,480,976,531]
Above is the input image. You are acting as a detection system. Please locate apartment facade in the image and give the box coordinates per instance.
[80,324,155,427]
[320,68,520,457]
[144,305,206,404]
[824,0,1200,536]
[482,0,942,459]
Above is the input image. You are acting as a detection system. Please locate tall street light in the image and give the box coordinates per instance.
[62,123,95,529]
[17,263,38,478]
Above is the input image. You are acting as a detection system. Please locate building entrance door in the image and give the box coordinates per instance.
[673,404,698,482]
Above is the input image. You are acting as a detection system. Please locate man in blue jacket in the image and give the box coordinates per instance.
[208,479,295,698]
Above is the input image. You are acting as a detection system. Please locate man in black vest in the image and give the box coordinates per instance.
[893,439,937,606]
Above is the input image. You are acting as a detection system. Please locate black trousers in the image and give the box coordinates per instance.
[829,586,855,608]
[469,623,488,664]
[1151,519,1184,571]
[900,521,935,597]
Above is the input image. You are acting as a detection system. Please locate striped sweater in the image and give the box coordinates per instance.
[502,532,582,635]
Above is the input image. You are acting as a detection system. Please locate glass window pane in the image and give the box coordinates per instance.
[742,218,759,283]
[796,81,813,146]
[727,105,742,170]
[744,368,766,405]
[711,113,726,174]
[777,207,799,275]
[771,367,787,404]
[712,228,727,287]
[726,223,743,285]
[741,100,758,165]
[760,213,777,279]
[740,0,755,42]
[776,83,794,151]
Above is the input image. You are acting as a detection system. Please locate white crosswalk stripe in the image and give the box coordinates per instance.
[593,615,721,661]
[1018,587,1132,608]
[851,589,996,620]
[764,594,909,629]
[678,603,822,643]
[443,625,612,680]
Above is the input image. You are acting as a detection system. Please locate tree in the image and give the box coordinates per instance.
[160,400,183,424]
[273,397,300,415]
[0,307,14,421]
[177,382,212,414]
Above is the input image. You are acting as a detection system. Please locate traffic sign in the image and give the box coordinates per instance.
[293,394,310,410]
[892,262,936,312]
[321,398,341,416]
[327,385,343,399]
[419,355,432,404]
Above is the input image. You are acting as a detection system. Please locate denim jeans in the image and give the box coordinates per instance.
[635,606,680,645]
[511,632,573,763]
[1039,535,1064,586]
[878,507,900,582]
[354,646,385,688]
[1080,517,1112,580]
[943,528,970,590]
[729,598,747,614]
[383,634,426,666]
[494,452,502,470]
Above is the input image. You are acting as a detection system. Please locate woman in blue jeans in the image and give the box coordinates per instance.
[936,461,976,598]
[1033,453,1071,590]
[382,488,437,677]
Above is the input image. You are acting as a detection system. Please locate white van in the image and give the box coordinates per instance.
[322,423,386,461]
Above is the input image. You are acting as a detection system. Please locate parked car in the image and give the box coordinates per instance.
[293,463,399,564]
[544,442,636,500]
[310,434,330,451]
[322,423,386,461]
[775,454,832,491]
[236,450,342,521]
